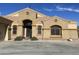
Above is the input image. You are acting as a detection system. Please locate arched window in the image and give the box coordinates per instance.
[13,25,17,34]
[51,25,62,35]
[38,25,42,34]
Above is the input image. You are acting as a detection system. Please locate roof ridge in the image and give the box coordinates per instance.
[48,16,76,23]
[5,7,47,17]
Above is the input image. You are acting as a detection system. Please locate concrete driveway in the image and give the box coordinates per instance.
[0,40,79,55]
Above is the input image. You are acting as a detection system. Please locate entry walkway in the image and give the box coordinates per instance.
[0,40,79,55]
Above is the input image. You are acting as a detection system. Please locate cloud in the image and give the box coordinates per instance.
[56,6,79,13]
[35,9,41,11]
[43,8,53,12]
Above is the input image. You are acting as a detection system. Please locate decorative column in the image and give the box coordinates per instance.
[4,25,10,41]
[24,28,27,38]
[41,21,44,40]
[32,25,37,37]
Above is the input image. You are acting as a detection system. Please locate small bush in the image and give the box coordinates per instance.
[31,37,38,41]
[15,36,24,41]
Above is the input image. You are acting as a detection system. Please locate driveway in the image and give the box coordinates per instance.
[0,40,79,55]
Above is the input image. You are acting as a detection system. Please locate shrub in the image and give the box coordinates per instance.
[31,37,38,41]
[15,36,24,41]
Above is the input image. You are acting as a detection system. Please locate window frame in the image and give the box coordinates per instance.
[37,25,42,35]
[13,25,17,34]
[51,25,62,35]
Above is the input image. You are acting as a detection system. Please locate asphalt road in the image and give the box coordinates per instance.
[0,40,79,55]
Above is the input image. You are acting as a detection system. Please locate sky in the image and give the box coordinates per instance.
[0,3,79,25]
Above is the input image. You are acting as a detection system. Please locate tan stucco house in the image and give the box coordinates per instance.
[0,8,78,41]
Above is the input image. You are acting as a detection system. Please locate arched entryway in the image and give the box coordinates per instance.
[23,19,32,38]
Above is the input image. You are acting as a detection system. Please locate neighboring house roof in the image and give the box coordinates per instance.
[0,16,12,25]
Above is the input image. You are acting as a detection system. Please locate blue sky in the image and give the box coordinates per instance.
[0,3,79,25]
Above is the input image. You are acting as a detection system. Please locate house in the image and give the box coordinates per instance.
[1,8,78,41]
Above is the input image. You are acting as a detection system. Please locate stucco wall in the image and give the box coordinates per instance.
[5,8,78,40]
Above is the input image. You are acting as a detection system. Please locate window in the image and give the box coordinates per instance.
[38,25,42,34]
[13,25,17,34]
[51,25,62,35]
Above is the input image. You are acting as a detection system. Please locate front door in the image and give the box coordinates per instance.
[23,19,32,38]
[26,28,32,38]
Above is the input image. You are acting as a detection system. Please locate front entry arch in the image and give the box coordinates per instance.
[23,19,32,38]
